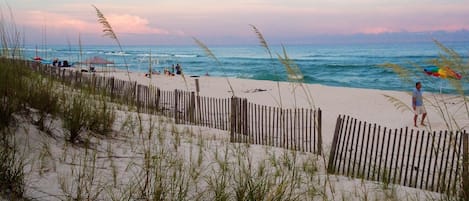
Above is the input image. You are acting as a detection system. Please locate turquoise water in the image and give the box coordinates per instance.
[22,41,469,94]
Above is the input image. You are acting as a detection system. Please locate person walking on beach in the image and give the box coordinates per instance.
[412,81,427,127]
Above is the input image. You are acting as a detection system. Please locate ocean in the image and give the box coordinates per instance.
[22,41,469,94]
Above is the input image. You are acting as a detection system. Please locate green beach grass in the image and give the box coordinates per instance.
[0,5,465,201]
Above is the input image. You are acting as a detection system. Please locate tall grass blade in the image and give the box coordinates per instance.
[250,24,271,57]
[92,5,119,43]
[92,5,131,81]
[277,45,316,109]
[250,24,283,107]
[193,37,235,96]
[380,63,413,85]
[382,94,412,113]
[277,45,303,83]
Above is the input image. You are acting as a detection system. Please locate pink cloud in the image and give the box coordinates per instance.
[106,14,171,35]
[17,10,173,36]
[360,27,397,34]
[19,11,98,33]
[11,1,469,45]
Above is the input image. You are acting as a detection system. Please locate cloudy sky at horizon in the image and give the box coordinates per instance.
[5,0,469,45]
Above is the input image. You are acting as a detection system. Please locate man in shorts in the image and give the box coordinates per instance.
[412,82,427,127]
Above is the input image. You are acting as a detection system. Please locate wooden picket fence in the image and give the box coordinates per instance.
[31,64,322,153]
[328,115,469,198]
[231,97,322,154]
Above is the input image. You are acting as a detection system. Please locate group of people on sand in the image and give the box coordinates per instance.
[52,58,71,67]
[170,63,182,75]
[145,63,183,77]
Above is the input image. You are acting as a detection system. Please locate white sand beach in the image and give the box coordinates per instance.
[12,68,468,201]
[105,71,469,145]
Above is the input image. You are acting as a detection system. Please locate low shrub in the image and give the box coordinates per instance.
[62,93,91,142]
[88,96,116,136]
[26,76,60,132]
[0,59,29,129]
[0,133,25,200]
[62,92,116,142]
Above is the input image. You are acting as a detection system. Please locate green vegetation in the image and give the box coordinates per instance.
[27,76,60,133]
[0,58,440,200]
[0,4,461,201]
[0,133,25,200]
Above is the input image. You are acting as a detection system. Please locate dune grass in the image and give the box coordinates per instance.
[0,41,451,201]
[0,4,461,201]
[0,131,26,200]
[193,37,235,97]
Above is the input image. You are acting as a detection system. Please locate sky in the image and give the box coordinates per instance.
[3,0,469,45]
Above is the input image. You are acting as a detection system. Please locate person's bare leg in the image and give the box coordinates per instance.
[421,113,427,126]
[414,115,418,127]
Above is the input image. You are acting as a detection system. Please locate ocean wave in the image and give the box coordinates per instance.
[105,51,131,56]
[136,53,173,57]
[303,53,438,60]
[322,63,378,69]
[173,54,199,58]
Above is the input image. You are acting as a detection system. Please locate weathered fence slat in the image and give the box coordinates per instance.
[462,131,469,200]
[328,115,467,198]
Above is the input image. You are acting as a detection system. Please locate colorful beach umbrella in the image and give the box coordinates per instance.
[423,66,462,80]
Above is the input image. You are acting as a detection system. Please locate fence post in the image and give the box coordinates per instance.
[110,77,115,100]
[67,69,71,84]
[196,93,202,125]
[131,81,136,105]
[61,68,65,82]
[155,88,160,112]
[327,115,343,174]
[136,85,141,112]
[243,98,248,137]
[230,96,236,142]
[92,73,97,94]
[190,91,196,124]
[74,71,78,86]
[78,71,82,86]
[317,108,322,155]
[174,89,179,124]
[195,78,200,96]
[462,131,469,200]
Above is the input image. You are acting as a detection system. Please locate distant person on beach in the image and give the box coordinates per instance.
[412,81,427,127]
[164,68,173,76]
[175,64,182,75]
[62,60,70,67]
[52,58,59,67]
